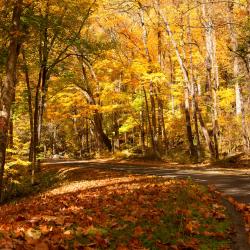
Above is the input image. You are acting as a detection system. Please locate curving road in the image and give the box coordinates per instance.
[43,160,250,250]
[44,160,250,204]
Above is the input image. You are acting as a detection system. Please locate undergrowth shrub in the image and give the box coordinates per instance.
[2,159,60,203]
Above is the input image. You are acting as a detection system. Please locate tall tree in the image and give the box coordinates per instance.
[201,0,219,159]
[0,0,23,199]
[157,5,198,160]
[22,0,96,171]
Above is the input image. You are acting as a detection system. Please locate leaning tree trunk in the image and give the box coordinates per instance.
[77,85,112,152]
[0,0,23,200]
[159,8,198,160]
[194,96,216,157]
[93,113,112,152]
[77,62,112,151]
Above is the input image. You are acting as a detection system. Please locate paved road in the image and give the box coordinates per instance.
[44,160,250,204]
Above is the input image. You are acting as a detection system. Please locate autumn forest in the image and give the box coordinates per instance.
[0,0,250,249]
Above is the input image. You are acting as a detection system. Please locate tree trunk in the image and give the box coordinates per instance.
[184,86,197,159]
[77,60,112,152]
[159,9,197,159]
[187,8,201,160]
[140,110,146,154]
[142,85,157,154]
[156,89,167,150]
[157,0,163,69]
[138,2,157,155]
[0,0,23,200]
[22,50,34,162]
[241,100,250,150]
[8,107,14,150]
[227,2,250,150]
[78,85,112,152]
[113,112,120,151]
[194,97,216,157]
[139,3,151,62]
[52,125,57,155]
[32,3,49,173]
[149,81,158,151]
[156,1,167,151]
[94,113,112,151]
[32,70,42,175]
[169,55,176,115]
[86,119,90,153]
[202,0,219,159]
[227,1,241,113]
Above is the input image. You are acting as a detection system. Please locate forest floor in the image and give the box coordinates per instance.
[0,159,249,249]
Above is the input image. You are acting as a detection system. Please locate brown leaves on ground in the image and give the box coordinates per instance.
[0,165,231,249]
[227,196,250,244]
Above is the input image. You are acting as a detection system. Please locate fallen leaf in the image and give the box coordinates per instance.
[185,220,200,234]
[116,244,129,250]
[123,215,137,223]
[16,215,26,222]
[42,216,57,222]
[39,225,51,235]
[203,231,225,238]
[133,226,144,237]
[25,228,41,240]
[35,241,49,250]
[55,216,65,225]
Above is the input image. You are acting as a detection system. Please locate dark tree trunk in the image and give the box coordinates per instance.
[77,60,112,152]
[22,51,34,162]
[86,119,90,153]
[113,112,120,151]
[32,70,42,175]
[240,97,250,150]
[140,110,146,154]
[93,113,112,152]
[142,85,157,154]
[31,0,89,168]
[194,97,216,158]
[0,0,23,200]
[156,88,167,151]
[32,3,49,173]
[8,107,14,150]
[184,86,197,159]
[149,81,158,151]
